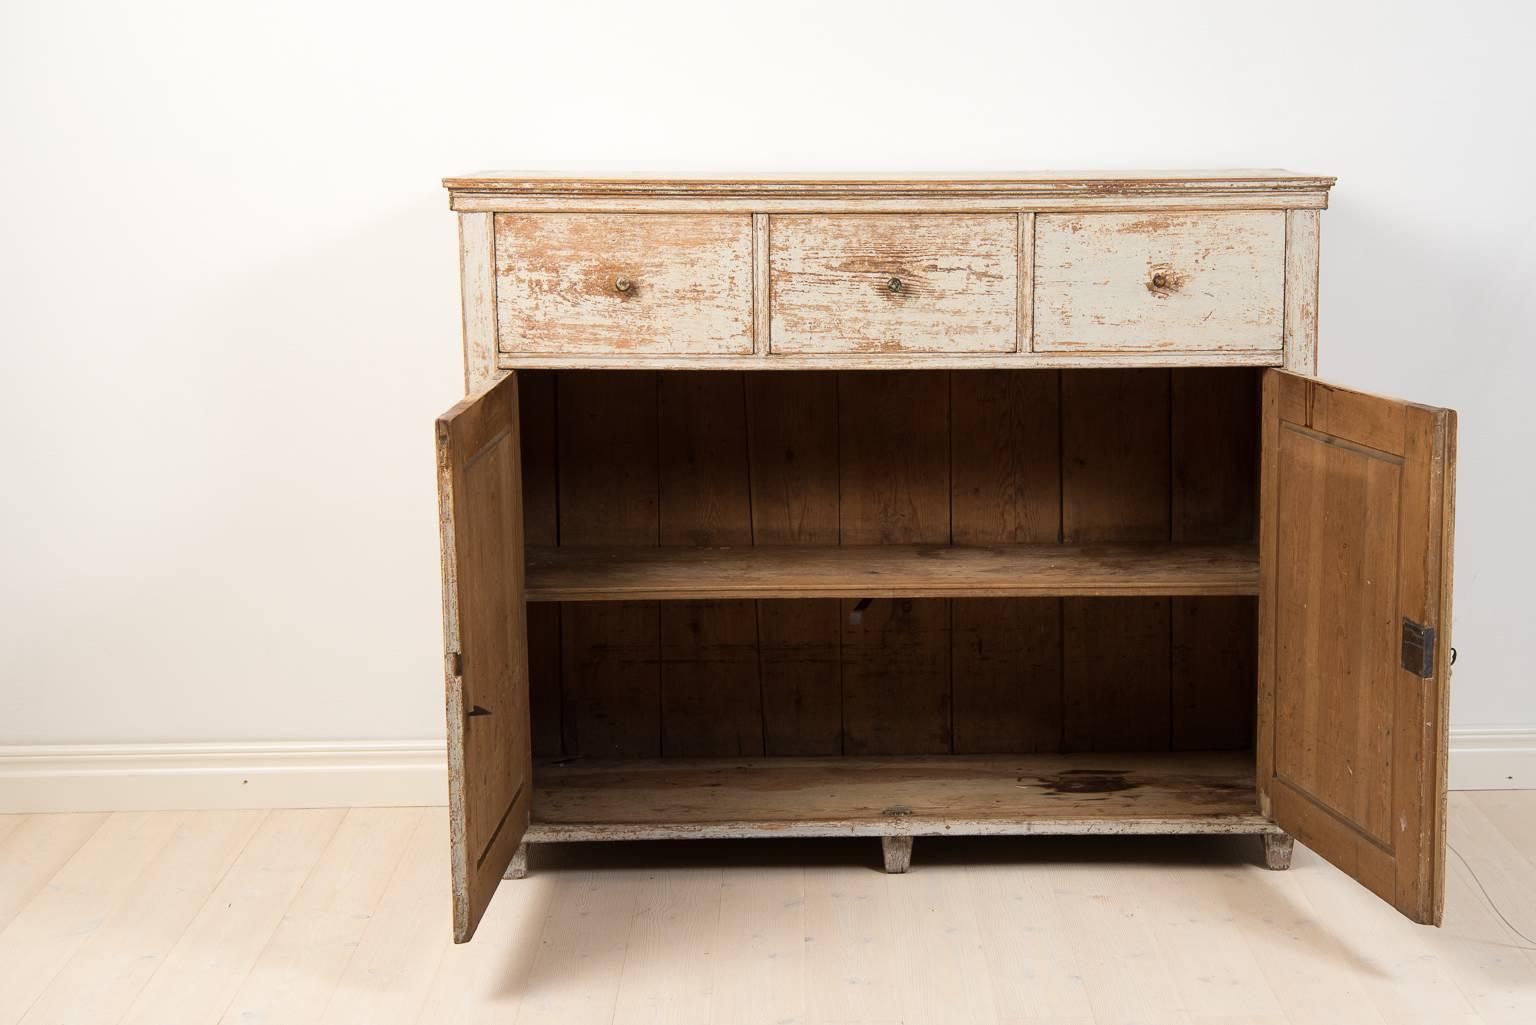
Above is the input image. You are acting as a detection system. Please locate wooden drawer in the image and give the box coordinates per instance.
[768,214,1018,354]
[1033,211,1285,355]
[494,213,753,355]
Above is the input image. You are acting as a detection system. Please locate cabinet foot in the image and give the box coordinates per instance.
[1263,832,1294,871]
[881,836,913,874]
[505,841,529,880]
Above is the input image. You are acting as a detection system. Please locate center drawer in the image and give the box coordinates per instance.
[768,214,1019,354]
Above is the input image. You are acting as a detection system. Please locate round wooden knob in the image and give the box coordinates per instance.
[614,276,632,293]
[887,277,903,293]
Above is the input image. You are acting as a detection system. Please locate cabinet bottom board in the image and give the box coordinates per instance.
[526,751,1277,840]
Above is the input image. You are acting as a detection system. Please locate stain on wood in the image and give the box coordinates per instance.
[527,752,1272,837]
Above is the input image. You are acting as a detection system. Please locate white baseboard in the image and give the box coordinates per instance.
[2,728,1532,813]
[1447,727,1536,791]
[0,741,448,813]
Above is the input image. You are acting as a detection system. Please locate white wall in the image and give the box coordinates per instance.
[2,0,1532,747]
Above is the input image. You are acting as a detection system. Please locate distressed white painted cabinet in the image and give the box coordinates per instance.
[435,172,1457,942]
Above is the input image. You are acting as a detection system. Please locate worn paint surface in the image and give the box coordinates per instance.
[1034,211,1286,354]
[494,212,753,355]
[769,214,1018,354]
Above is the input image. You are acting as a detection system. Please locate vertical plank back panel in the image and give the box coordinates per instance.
[557,371,661,756]
[1061,369,1172,751]
[747,372,842,755]
[539,366,1263,763]
[839,371,952,754]
[1171,368,1260,751]
[950,371,1064,753]
[517,370,563,757]
[657,373,764,755]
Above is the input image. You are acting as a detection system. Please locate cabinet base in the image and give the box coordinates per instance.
[504,841,529,880]
[881,836,913,873]
[1263,832,1295,870]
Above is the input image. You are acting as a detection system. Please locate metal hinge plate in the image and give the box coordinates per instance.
[1401,618,1436,678]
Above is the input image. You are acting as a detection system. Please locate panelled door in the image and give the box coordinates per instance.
[1258,370,1457,924]
[436,372,532,943]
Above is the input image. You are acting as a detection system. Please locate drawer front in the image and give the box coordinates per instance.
[1033,211,1285,354]
[494,213,753,355]
[769,214,1018,354]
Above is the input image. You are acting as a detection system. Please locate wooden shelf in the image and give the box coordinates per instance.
[527,752,1271,841]
[524,543,1258,601]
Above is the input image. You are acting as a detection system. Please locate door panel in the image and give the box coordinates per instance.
[1258,370,1456,923]
[437,372,532,942]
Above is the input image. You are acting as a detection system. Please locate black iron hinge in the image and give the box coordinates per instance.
[1401,618,1436,678]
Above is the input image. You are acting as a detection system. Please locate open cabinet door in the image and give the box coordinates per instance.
[436,372,532,943]
[1258,370,1456,924]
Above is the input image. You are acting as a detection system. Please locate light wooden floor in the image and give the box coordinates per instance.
[2,794,1535,1025]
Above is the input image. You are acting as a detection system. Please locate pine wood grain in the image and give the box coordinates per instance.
[745,372,842,754]
[1061,370,1173,752]
[557,372,661,758]
[951,598,1063,753]
[518,370,563,758]
[838,371,951,754]
[840,596,952,756]
[1258,370,1457,924]
[528,752,1269,838]
[657,372,763,757]
[946,368,1064,753]
[1172,367,1261,751]
[436,373,532,942]
[756,598,842,756]
[525,542,1259,600]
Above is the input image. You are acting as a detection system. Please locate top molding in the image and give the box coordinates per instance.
[443,170,1337,213]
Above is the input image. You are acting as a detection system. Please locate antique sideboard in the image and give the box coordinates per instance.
[434,172,1456,942]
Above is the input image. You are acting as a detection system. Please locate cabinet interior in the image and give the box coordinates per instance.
[512,366,1263,831]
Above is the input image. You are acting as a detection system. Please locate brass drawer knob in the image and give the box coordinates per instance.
[887,276,903,293]
[1151,272,1169,288]
[614,276,633,293]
